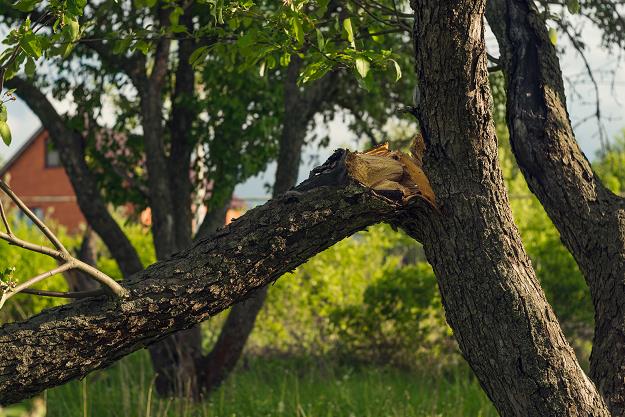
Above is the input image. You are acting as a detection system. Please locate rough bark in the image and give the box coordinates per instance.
[401,1,610,415]
[485,1,625,414]
[7,78,144,278]
[0,154,411,405]
[199,57,338,393]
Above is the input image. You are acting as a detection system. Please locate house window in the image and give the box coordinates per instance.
[45,138,61,168]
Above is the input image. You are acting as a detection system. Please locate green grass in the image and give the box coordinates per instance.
[39,351,497,417]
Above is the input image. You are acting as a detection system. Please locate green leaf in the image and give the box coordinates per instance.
[549,27,558,45]
[189,46,209,66]
[134,40,151,55]
[0,105,7,123]
[113,37,132,55]
[355,57,370,78]
[343,18,355,48]
[291,17,305,46]
[390,59,402,82]
[0,122,12,146]
[567,0,580,14]
[11,0,38,12]
[20,34,42,58]
[169,6,184,26]
[280,52,291,67]
[315,29,325,51]
[68,18,80,41]
[299,61,331,84]
[25,56,36,77]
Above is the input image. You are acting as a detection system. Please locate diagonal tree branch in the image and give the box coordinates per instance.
[0,149,426,404]
[0,180,69,256]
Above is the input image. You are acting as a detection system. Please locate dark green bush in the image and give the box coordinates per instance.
[330,262,454,368]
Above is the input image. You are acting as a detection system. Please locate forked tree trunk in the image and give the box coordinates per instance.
[485,1,625,414]
[399,1,609,415]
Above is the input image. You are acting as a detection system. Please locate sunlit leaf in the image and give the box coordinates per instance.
[355,57,370,78]
[343,18,355,48]
[567,0,580,14]
[0,122,12,146]
[549,27,557,45]
[390,59,402,82]
[292,17,305,46]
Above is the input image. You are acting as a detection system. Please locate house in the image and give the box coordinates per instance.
[0,128,246,234]
[0,128,85,232]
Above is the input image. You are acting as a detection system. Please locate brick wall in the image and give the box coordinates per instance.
[2,130,85,232]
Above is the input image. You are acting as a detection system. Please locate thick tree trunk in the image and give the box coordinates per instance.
[485,1,625,414]
[0,152,413,405]
[199,57,337,394]
[402,1,609,415]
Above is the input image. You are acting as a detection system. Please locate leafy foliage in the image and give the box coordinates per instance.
[330,263,453,367]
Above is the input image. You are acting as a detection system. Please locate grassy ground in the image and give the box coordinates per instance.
[37,351,497,417]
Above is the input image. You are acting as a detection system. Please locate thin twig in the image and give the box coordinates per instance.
[20,288,106,298]
[559,21,608,150]
[0,181,128,307]
[0,263,74,309]
[0,179,69,255]
[0,198,12,236]
[0,231,63,259]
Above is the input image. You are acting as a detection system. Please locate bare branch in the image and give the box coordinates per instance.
[0,263,75,309]
[558,20,609,150]
[0,198,12,237]
[0,179,68,256]
[0,181,128,306]
[20,288,106,299]
[0,231,63,259]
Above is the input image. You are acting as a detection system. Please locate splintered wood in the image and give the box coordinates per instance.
[345,135,436,208]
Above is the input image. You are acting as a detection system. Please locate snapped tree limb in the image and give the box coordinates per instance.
[0,147,432,405]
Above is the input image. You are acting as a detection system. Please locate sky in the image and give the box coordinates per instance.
[1,22,623,203]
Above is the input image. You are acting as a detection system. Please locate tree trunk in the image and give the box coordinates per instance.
[485,1,625,414]
[400,1,609,415]
[146,12,205,398]
[199,57,337,394]
[0,151,412,404]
